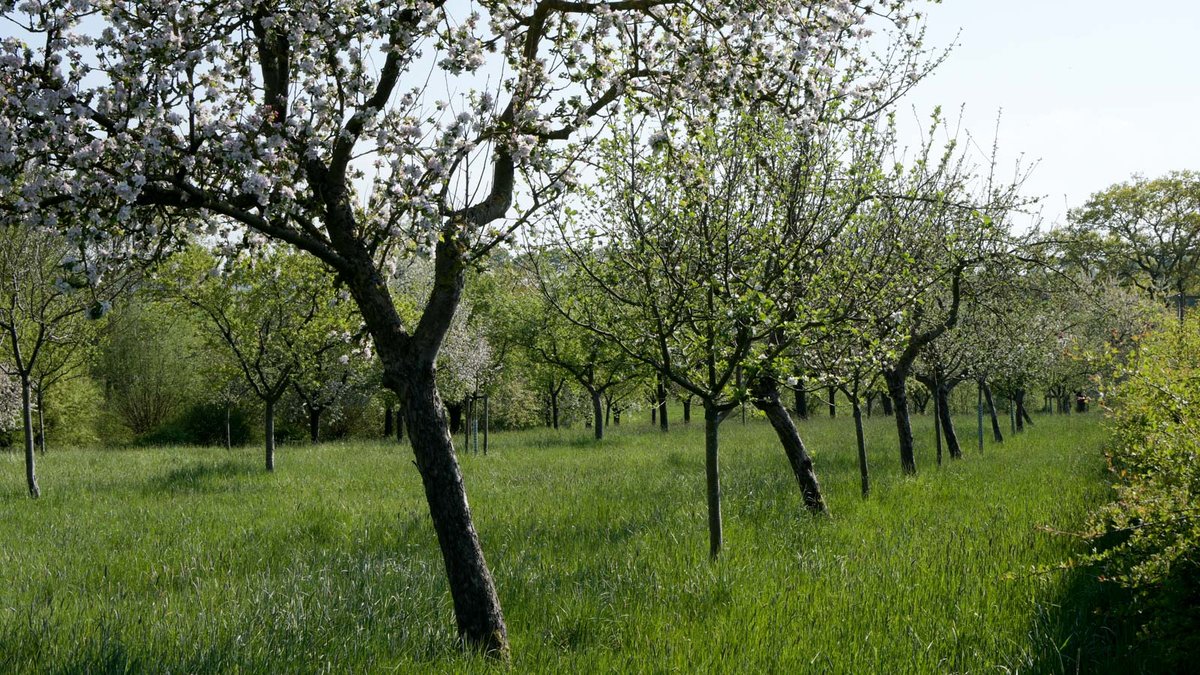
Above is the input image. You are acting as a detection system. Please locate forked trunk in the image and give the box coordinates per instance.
[21,378,39,498]
[403,366,508,653]
[885,369,917,474]
[703,402,723,559]
[750,377,826,513]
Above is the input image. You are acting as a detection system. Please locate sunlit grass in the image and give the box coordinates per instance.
[1,412,1111,673]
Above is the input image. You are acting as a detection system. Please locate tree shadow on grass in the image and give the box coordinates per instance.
[1030,557,1200,674]
[144,459,258,495]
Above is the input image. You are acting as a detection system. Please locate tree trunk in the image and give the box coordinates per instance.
[384,404,394,438]
[309,407,322,444]
[866,393,874,418]
[449,402,464,434]
[794,384,808,419]
[1020,393,1035,426]
[885,369,917,474]
[703,402,723,559]
[881,394,893,416]
[264,398,276,472]
[396,405,406,441]
[550,387,560,430]
[656,373,669,432]
[225,404,232,450]
[936,384,962,460]
[604,396,611,427]
[404,367,507,652]
[35,387,45,455]
[933,385,942,466]
[21,378,39,498]
[853,397,869,498]
[982,381,1003,442]
[750,377,827,513]
[613,407,621,426]
[682,397,692,423]
[827,385,836,418]
[1015,389,1027,431]
[590,389,604,440]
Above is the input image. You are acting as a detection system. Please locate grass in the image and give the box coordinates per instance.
[0,411,1115,673]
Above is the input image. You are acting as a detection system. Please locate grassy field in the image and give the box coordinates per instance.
[1,412,1117,673]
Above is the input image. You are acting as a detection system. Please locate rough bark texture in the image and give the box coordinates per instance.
[981,381,1003,442]
[264,399,276,472]
[21,379,39,498]
[852,399,869,498]
[750,377,826,513]
[885,369,917,474]
[703,404,723,559]
[590,389,604,440]
[403,366,508,654]
[936,384,962,460]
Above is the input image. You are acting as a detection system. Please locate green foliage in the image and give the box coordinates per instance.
[138,403,254,448]
[0,415,1117,672]
[1076,314,1200,659]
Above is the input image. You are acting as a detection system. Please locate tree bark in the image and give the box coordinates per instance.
[852,398,869,498]
[21,378,39,498]
[682,396,692,423]
[933,384,942,466]
[703,402,723,559]
[885,369,917,474]
[1015,389,1028,431]
[308,407,322,444]
[449,401,464,434]
[35,387,45,455]
[881,394,893,416]
[590,389,604,440]
[656,373,669,432]
[549,386,560,430]
[404,366,508,652]
[794,384,808,419]
[264,398,276,472]
[936,383,962,460]
[827,385,836,418]
[981,380,1003,442]
[750,377,827,513]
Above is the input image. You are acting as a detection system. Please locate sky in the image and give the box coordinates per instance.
[900,0,1200,229]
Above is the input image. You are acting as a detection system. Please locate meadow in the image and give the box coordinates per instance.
[1,413,1123,673]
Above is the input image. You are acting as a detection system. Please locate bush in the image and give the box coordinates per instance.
[139,403,252,447]
[1081,314,1200,662]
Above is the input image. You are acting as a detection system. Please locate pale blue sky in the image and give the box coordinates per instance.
[903,0,1200,228]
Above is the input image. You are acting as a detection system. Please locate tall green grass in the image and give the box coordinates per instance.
[1,413,1111,673]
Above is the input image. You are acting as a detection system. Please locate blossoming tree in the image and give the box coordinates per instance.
[1,0,929,653]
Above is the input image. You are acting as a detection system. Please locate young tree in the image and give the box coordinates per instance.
[2,0,930,652]
[0,225,123,497]
[158,247,348,470]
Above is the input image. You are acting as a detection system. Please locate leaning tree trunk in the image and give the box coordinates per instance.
[589,389,604,440]
[981,381,1003,442]
[703,402,723,559]
[264,398,276,472]
[936,384,962,460]
[21,378,39,498]
[1015,389,1029,431]
[750,377,826,513]
[852,397,869,498]
[404,365,508,651]
[885,369,917,475]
